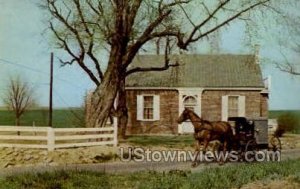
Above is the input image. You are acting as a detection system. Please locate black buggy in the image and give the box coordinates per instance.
[227,117,281,153]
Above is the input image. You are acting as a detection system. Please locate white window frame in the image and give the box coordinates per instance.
[222,95,246,121]
[137,95,160,121]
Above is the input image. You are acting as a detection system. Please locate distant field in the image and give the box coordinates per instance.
[0,109,84,128]
[0,109,299,128]
[269,110,300,119]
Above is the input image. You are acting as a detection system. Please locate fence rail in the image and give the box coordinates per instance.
[0,118,117,151]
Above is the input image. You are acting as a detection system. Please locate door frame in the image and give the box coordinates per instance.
[178,88,204,134]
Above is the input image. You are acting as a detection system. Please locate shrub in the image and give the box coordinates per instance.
[276,113,300,136]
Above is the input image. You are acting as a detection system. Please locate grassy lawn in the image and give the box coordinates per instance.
[0,109,84,128]
[0,159,299,189]
[125,135,195,148]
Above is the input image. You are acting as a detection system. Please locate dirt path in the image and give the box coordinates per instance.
[240,178,300,189]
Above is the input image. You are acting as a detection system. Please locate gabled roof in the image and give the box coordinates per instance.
[126,54,264,88]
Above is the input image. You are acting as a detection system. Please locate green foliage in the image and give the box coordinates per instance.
[269,110,300,135]
[1,159,299,189]
[277,112,300,135]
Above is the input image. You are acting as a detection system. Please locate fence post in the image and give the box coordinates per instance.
[47,127,55,151]
[113,117,118,147]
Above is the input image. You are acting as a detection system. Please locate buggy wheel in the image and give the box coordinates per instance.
[245,139,258,152]
[244,139,259,162]
[269,136,281,152]
[237,144,246,162]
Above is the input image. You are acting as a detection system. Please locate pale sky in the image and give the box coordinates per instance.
[0,0,300,110]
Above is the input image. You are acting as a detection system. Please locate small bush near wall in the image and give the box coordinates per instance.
[276,113,300,136]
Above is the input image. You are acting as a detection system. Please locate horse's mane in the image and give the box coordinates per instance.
[202,119,211,124]
[186,109,201,119]
[186,109,211,124]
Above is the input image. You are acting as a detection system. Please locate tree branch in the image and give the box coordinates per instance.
[47,0,102,86]
[276,49,300,75]
[87,40,104,81]
[126,37,179,76]
[185,0,271,45]
[124,8,173,67]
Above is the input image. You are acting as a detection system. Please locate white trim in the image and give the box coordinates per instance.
[178,88,203,134]
[221,96,228,121]
[137,95,160,121]
[260,89,269,94]
[153,95,160,120]
[178,91,184,134]
[222,95,246,121]
[136,95,143,120]
[177,88,205,93]
[238,96,246,117]
[126,87,265,91]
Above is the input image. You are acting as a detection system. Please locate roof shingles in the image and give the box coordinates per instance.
[126,54,264,88]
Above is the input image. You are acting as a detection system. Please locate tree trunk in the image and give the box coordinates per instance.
[117,76,128,139]
[87,58,120,128]
[16,116,20,135]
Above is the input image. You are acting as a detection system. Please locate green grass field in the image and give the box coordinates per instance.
[0,159,299,189]
[269,110,300,119]
[0,109,84,128]
[0,109,299,128]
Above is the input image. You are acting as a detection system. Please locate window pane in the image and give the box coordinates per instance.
[228,96,238,117]
[143,96,154,119]
[144,96,153,108]
[143,108,153,119]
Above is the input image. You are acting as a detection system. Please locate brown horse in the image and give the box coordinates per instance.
[177,108,233,166]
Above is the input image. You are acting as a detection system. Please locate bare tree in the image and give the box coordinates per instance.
[43,0,273,135]
[276,12,300,76]
[243,0,300,75]
[2,77,36,129]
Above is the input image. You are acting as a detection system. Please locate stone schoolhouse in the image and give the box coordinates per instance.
[124,54,268,135]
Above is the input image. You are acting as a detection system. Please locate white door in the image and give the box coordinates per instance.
[181,96,197,133]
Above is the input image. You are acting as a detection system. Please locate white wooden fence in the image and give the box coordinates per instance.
[0,118,117,151]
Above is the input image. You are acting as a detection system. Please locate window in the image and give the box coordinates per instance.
[222,95,245,121]
[137,95,160,121]
[228,96,239,117]
[143,96,154,120]
[183,96,197,111]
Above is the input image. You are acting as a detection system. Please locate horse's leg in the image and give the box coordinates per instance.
[203,140,209,155]
[219,140,228,165]
[192,140,201,167]
[202,139,210,164]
